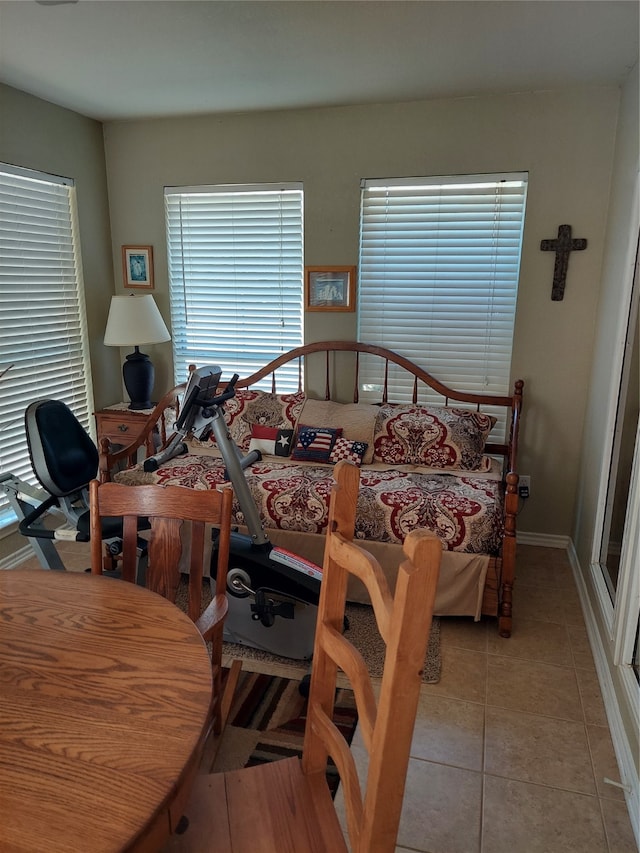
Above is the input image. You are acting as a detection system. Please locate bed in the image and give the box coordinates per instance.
[100,341,523,637]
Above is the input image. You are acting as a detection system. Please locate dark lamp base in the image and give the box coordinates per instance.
[122,347,155,412]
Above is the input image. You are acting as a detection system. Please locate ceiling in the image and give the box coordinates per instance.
[0,0,638,123]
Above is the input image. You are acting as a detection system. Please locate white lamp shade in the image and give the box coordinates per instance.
[104,294,171,347]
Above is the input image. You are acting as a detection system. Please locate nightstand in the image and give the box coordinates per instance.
[94,403,159,457]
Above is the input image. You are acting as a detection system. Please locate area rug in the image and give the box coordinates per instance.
[176,577,441,684]
[211,668,358,797]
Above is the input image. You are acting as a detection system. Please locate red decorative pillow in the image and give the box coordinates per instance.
[372,404,495,470]
[248,424,294,457]
[291,426,342,463]
[328,438,368,467]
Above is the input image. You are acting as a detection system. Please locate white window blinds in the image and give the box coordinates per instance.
[165,183,304,390]
[0,163,93,526]
[358,174,528,415]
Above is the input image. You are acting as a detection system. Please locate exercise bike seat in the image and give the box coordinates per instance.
[26,398,99,498]
[19,399,132,544]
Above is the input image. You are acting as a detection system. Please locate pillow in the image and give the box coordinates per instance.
[216,389,306,451]
[291,426,342,463]
[297,399,377,464]
[328,437,368,467]
[248,425,294,457]
[372,404,496,470]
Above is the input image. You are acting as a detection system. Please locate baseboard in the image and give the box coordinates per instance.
[567,540,640,849]
[0,544,32,570]
[516,530,571,549]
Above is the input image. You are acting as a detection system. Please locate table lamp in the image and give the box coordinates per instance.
[104,294,171,409]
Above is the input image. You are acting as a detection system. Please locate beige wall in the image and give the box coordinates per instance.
[0,83,116,558]
[572,65,639,776]
[103,87,620,538]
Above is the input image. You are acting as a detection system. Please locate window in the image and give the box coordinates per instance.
[0,163,93,527]
[358,173,528,431]
[164,183,304,390]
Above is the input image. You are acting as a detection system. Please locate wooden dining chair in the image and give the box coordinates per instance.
[89,479,241,743]
[163,459,442,853]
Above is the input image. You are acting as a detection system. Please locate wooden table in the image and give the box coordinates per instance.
[0,570,212,852]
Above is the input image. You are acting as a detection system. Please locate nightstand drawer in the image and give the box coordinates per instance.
[98,417,137,443]
[94,407,155,454]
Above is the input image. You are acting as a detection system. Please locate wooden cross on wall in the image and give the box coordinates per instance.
[540,224,587,301]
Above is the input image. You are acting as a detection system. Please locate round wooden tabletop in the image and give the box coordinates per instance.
[0,570,212,852]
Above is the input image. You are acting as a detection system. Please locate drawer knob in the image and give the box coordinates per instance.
[118,424,129,432]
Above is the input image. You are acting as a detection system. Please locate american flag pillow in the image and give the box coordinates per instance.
[290,426,342,463]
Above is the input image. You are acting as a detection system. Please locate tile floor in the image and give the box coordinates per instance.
[13,541,639,852]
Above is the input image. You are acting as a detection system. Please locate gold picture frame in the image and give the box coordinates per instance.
[122,245,154,290]
[305,266,356,312]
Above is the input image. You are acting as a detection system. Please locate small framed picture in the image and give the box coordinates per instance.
[305,266,356,312]
[122,245,154,290]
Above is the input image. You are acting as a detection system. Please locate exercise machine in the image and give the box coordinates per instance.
[143,366,322,660]
[0,399,139,572]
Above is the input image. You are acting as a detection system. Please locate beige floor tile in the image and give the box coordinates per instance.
[13,554,42,570]
[564,597,588,628]
[59,556,91,572]
[411,694,485,771]
[12,540,91,572]
[576,667,609,726]
[438,615,488,653]
[486,655,583,721]
[397,759,482,853]
[553,562,580,590]
[516,544,557,567]
[515,545,575,588]
[573,644,598,671]
[487,617,573,666]
[485,706,596,794]
[600,797,639,853]
[482,776,608,853]
[513,582,566,623]
[568,621,597,665]
[515,559,559,589]
[421,646,487,703]
[553,574,581,600]
[587,724,627,801]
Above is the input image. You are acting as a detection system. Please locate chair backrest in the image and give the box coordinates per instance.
[89,479,237,747]
[26,399,98,497]
[88,480,232,624]
[303,460,442,852]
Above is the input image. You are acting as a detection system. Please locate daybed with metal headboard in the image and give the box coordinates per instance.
[100,341,523,637]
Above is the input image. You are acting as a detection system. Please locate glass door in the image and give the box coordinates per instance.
[600,240,639,599]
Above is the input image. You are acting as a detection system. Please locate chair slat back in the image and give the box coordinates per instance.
[89,480,235,741]
[89,481,232,623]
[302,460,441,853]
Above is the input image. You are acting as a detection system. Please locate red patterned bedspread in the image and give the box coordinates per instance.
[115,455,504,554]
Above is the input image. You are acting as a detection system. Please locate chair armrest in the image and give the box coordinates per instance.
[98,383,186,482]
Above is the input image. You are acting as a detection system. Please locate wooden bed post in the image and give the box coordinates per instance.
[499,471,519,637]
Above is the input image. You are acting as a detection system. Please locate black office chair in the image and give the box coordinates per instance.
[14,399,143,571]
